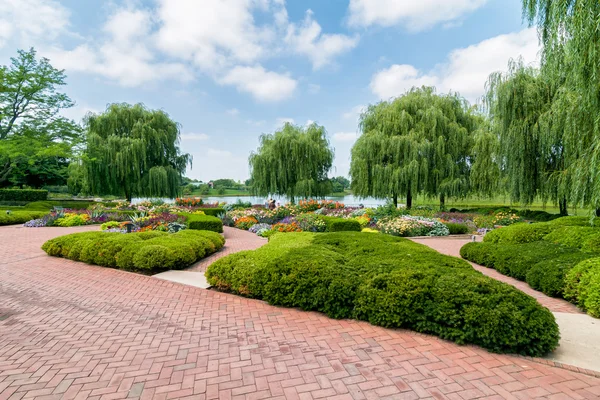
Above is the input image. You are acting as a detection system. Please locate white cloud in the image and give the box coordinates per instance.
[285,10,358,69]
[305,119,315,126]
[348,0,488,31]
[343,105,366,120]
[275,117,295,128]
[226,108,240,116]
[220,65,297,102]
[370,28,540,103]
[333,132,359,142]
[44,8,193,87]
[0,0,70,48]
[181,133,210,141]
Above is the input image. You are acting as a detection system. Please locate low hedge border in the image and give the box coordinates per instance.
[42,229,225,273]
[0,189,48,202]
[207,232,559,356]
[444,222,470,235]
[321,216,361,232]
[197,208,225,217]
[0,210,48,226]
[182,213,224,233]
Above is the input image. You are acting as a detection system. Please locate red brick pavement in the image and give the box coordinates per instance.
[186,227,266,273]
[1,226,600,399]
[409,237,582,314]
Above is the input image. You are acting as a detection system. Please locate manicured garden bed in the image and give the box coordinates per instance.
[43,229,224,273]
[461,217,600,317]
[206,231,559,356]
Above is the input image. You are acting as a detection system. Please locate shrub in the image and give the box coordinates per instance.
[322,217,361,232]
[517,209,560,222]
[548,216,600,227]
[0,210,47,226]
[206,232,559,356]
[0,189,48,202]
[564,258,600,317]
[526,252,594,297]
[101,221,121,231]
[444,222,469,235]
[296,214,327,232]
[198,207,225,217]
[235,216,258,230]
[43,229,224,273]
[483,222,556,244]
[183,213,224,233]
[543,226,600,249]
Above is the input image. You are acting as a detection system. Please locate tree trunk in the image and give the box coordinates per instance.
[596,208,600,218]
[392,193,398,208]
[406,189,412,209]
[439,194,446,211]
[559,197,568,216]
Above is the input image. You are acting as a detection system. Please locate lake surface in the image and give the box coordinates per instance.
[133,195,391,207]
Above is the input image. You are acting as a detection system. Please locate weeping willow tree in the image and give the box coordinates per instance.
[249,122,333,203]
[82,103,191,201]
[484,59,570,213]
[350,87,478,209]
[523,0,600,213]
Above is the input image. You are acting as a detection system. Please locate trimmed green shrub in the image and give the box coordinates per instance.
[183,213,223,233]
[43,229,225,273]
[543,226,600,250]
[0,210,47,226]
[564,258,600,317]
[322,217,361,232]
[207,232,559,356]
[0,189,48,202]
[517,209,560,222]
[548,216,600,227]
[198,208,225,217]
[526,252,594,297]
[444,222,469,235]
[483,223,557,244]
[460,242,499,267]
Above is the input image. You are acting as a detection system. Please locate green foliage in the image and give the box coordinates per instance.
[564,258,600,318]
[444,222,469,235]
[183,213,224,233]
[43,229,224,273]
[461,241,598,297]
[322,217,361,232]
[548,216,600,227]
[0,210,47,226]
[0,189,48,202]
[483,223,557,244]
[82,103,191,201]
[206,232,559,356]
[198,208,225,217]
[101,221,120,230]
[350,87,479,208]
[249,122,333,203]
[543,226,600,250]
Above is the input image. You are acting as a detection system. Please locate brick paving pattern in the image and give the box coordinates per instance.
[410,237,582,314]
[1,225,600,399]
[187,227,266,273]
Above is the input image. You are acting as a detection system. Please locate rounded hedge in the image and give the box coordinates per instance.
[564,258,600,317]
[483,222,556,244]
[207,232,559,356]
[543,226,600,250]
[43,229,225,273]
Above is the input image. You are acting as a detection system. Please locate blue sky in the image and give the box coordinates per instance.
[0,0,539,182]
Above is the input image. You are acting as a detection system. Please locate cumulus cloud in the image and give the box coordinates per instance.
[0,0,70,48]
[180,133,210,141]
[370,28,540,103]
[333,132,359,142]
[285,10,358,69]
[348,0,488,31]
[220,66,297,102]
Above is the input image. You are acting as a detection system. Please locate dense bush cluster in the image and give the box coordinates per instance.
[321,217,361,232]
[462,218,600,317]
[0,210,48,226]
[43,229,224,272]
[564,258,600,318]
[184,213,224,233]
[0,189,48,202]
[207,232,559,356]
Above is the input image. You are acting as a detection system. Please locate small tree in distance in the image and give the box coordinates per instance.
[82,103,191,202]
[249,122,334,203]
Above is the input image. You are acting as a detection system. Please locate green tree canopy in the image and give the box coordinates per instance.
[350,87,478,208]
[523,0,600,212]
[249,122,334,203]
[82,103,191,201]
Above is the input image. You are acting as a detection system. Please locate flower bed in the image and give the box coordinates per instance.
[43,229,224,273]
[206,232,559,356]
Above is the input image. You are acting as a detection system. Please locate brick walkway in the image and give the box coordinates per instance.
[186,227,266,273]
[2,226,600,399]
[409,237,582,314]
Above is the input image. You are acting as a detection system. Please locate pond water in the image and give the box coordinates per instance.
[132,195,392,207]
